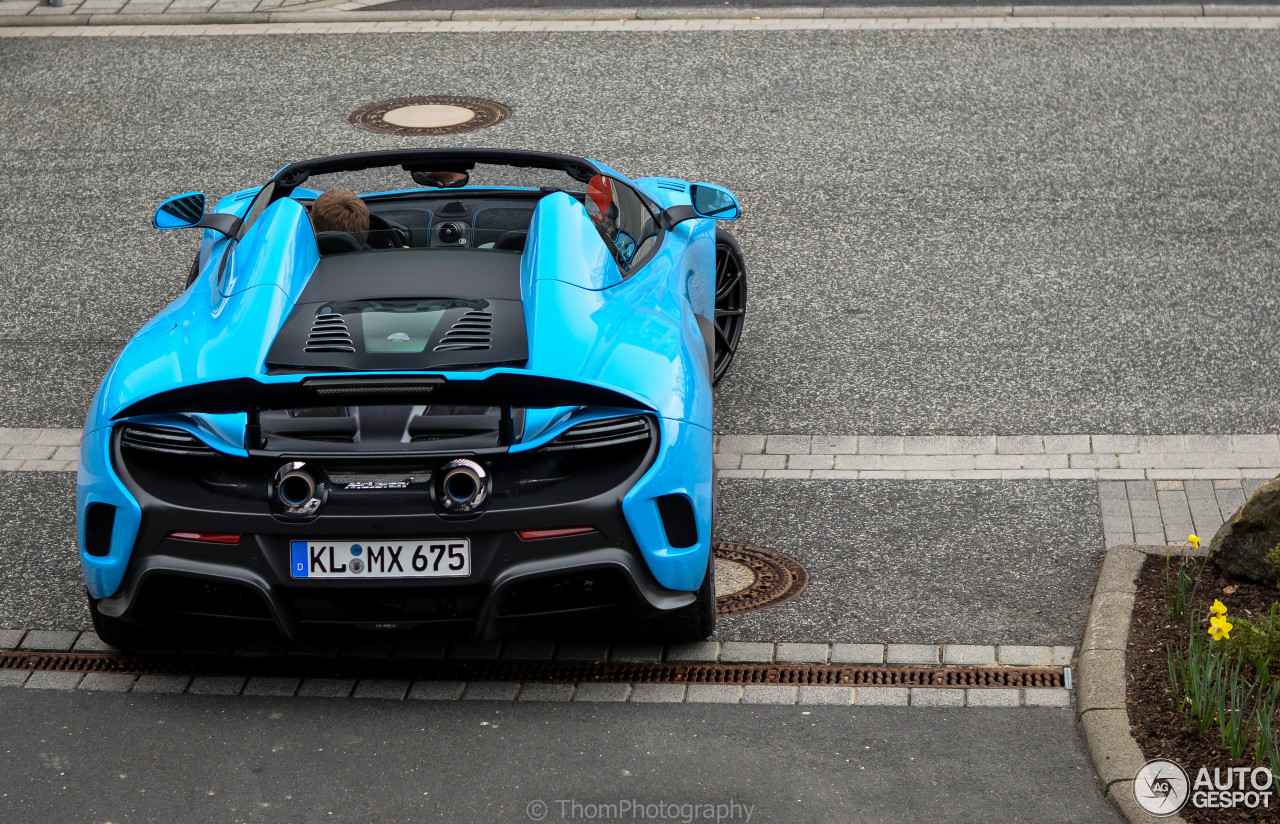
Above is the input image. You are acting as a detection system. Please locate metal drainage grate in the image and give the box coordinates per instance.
[714,541,808,615]
[348,96,510,137]
[0,651,1062,689]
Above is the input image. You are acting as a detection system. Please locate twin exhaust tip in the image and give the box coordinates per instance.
[273,459,489,516]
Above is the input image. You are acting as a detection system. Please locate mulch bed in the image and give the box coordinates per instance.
[1128,554,1279,823]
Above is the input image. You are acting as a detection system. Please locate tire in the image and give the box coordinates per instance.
[86,590,154,651]
[712,230,747,384]
[642,552,717,642]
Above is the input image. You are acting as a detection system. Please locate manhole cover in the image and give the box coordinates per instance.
[348,96,510,137]
[713,541,808,615]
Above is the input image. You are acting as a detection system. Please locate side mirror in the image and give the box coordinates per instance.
[689,183,740,221]
[153,192,206,230]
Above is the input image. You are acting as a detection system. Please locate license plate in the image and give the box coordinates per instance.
[290,539,471,579]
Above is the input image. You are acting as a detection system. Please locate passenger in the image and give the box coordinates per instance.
[309,189,370,245]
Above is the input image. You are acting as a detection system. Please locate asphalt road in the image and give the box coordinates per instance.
[0,472,1102,643]
[0,688,1121,824]
[2,31,1279,434]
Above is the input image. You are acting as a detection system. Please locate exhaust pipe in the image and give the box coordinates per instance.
[273,462,325,517]
[437,459,489,513]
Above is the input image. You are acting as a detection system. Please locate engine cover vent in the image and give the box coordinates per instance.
[433,310,493,352]
[654,179,687,193]
[305,313,355,353]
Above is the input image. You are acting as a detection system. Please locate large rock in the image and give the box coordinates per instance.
[1210,476,1280,588]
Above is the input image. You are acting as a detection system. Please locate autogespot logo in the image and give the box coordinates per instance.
[1134,759,1190,816]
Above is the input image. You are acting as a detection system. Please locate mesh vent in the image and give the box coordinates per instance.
[120,425,216,456]
[654,179,687,193]
[545,416,651,451]
[433,311,493,352]
[305,313,355,353]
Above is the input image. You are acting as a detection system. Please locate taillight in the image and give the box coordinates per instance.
[169,532,242,544]
[517,526,595,541]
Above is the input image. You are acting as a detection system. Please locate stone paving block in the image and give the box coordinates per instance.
[297,679,356,698]
[609,643,663,663]
[408,680,465,701]
[0,428,40,445]
[1232,434,1279,452]
[462,681,520,701]
[187,676,246,695]
[1053,646,1074,666]
[811,436,858,454]
[353,680,410,700]
[743,685,799,704]
[974,454,1021,469]
[1025,689,1072,707]
[857,436,903,455]
[949,435,997,454]
[764,435,811,454]
[0,671,30,688]
[1077,650,1126,712]
[720,641,773,663]
[1185,435,1231,453]
[741,454,785,470]
[24,671,83,690]
[573,683,631,702]
[7,445,55,460]
[1081,708,1143,784]
[775,642,828,663]
[1125,480,1158,499]
[685,685,742,703]
[19,630,77,651]
[924,455,974,470]
[966,689,1022,707]
[665,641,721,662]
[997,435,1043,454]
[1022,454,1069,469]
[886,644,938,665]
[241,677,298,696]
[854,687,908,706]
[1043,435,1090,453]
[500,639,556,661]
[1213,479,1243,489]
[880,455,926,470]
[1097,481,1129,499]
[1083,592,1133,652]
[717,435,764,454]
[555,641,610,662]
[1091,435,1138,453]
[718,469,764,479]
[996,645,1052,666]
[72,632,116,652]
[830,643,883,664]
[447,640,502,660]
[788,454,834,470]
[1118,453,1164,469]
[1138,435,1184,453]
[517,682,575,702]
[0,629,25,648]
[763,469,812,480]
[713,453,741,469]
[798,686,854,705]
[629,683,687,703]
[1070,454,1118,469]
[78,673,136,692]
[942,644,996,666]
[902,435,948,454]
[133,675,192,694]
[910,688,965,707]
[1048,468,1100,479]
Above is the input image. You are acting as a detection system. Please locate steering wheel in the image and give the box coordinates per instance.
[493,231,527,252]
[367,212,411,248]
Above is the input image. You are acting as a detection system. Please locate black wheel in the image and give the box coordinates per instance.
[713,230,747,384]
[85,589,166,651]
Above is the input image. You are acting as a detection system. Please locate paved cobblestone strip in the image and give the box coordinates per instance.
[6,429,1279,479]
[3,14,1280,34]
[0,631,1073,705]
[1097,478,1262,547]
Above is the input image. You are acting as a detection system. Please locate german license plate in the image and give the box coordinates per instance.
[290,539,471,579]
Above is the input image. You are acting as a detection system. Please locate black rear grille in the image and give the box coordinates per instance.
[545,416,651,451]
[305,313,355,353]
[433,311,493,352]
[120,425,216,456]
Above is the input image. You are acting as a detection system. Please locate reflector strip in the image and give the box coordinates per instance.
[517,526,596,541]
[169,532,242,544]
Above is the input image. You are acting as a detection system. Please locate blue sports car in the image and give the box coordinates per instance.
[76,149,747,648]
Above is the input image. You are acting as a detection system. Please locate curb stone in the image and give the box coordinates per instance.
[1076,544,1189,824]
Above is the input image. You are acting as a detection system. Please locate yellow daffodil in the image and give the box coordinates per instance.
[1208,615,1233,642]
[1210,599,1227,617]
[1188,534,1201,549]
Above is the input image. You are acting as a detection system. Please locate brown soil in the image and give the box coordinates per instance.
[1128,554,1279,823]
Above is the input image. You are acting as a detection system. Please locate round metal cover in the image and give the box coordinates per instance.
[713,541,808,615]
[348,96,510,137]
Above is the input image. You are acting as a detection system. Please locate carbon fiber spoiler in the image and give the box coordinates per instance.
[111,374,651,420]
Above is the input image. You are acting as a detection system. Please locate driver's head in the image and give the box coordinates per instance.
[310,189,369,244]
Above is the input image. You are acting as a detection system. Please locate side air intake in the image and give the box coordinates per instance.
[434,311,493,352]
[544,416,651,451]
[120,425,216,456]
[304,313,355,353]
